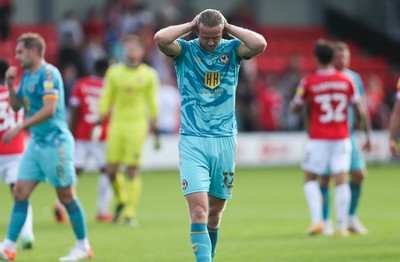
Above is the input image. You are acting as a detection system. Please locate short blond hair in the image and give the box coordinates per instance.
[197,9,224,31]
[17,32,46,58]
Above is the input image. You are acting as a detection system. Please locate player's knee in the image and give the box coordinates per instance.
[334,173,347,185]
[105,165,119,179]
[56,188,76,205]
[12,186,30,201]
[304,172,317,182]
[208,209,223,227]
[58,195,75,206]
[350,171,365,183]
[190,204,208,222]
[75,167,84,176]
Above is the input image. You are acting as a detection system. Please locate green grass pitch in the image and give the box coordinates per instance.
[1,165,399,261]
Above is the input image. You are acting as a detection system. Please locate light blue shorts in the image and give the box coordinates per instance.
[349,132,366,171]
[18,132,76,188]
[178,135,237,199]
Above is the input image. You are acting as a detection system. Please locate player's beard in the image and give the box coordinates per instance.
[19,59,32,70]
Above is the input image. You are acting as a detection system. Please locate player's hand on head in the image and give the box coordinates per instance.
[221,14,228,29]
[191,14,199,31]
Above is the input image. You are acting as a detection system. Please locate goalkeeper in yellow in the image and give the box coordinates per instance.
[98,34,160,226]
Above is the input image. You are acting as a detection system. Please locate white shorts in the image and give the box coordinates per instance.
[301,139,351,175]
[74,140,106,170]
[0,154,22,185]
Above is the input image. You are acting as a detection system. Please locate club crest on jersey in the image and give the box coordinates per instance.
[219,54,229,64]
[204,72,220,89]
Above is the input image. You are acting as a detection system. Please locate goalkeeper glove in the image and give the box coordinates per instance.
[153,126,160,150]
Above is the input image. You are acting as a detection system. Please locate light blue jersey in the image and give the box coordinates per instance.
[173,38,243,137]
[16,63,76,187]
[345,69,367,171]
[17,63,70,143]
[345,68,364,132]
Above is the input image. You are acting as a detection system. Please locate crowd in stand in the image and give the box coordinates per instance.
[1,0,398,133]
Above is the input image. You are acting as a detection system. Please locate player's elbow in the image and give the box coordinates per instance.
[153,31,167,47]
[154,30,176,50]
[257,38,268,53]
[153,31,161,44]
[251,37,267,56]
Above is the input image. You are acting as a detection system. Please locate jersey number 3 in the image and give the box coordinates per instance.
[84,95,100,123]
[0,101,23,131]
[315,93,347,123]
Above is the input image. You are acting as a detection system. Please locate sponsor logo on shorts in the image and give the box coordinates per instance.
[181,179,188,190]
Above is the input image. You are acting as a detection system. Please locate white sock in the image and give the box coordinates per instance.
[304,181,323,225]
[97,173,113,215]
[335,183,351,230]
[76,238,90,250]
[20,204,34,239]
[3,239,17,252]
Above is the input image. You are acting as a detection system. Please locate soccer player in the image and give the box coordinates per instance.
[98,34,160,226]
[0,33,92,261]
[154,9,267,261]
[0,59,35,250]
[389,78,400,157]
[290,39,368,237]
[319,41,372,236]
[68,57,113,222]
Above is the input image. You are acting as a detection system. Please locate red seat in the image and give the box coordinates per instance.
[298,56,316,73]
[11,24,57,40]
[256,55,288,74]
[0,40,14,57]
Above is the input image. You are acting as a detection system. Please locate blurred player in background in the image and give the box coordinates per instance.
[68,57,113,222]
[154,9,267,261]
[0,33,92,261]
[99,34,160,226]
[290,39,368,237]
[389,78,400,157]
[0,59,35,250]
[319,41,372,236]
